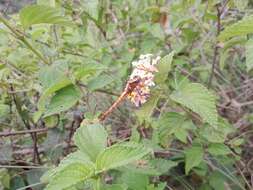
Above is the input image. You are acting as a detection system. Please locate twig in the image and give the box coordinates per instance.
[0,128,48,137]
[9,84,41,164]
[208,4,222,88]
[99,78,140,121]
[99,91,128,121]
[0,14,49,65]
[0,165,48,169]
[66,121,76,154]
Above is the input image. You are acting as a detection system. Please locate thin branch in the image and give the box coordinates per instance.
[99,91,128,121]
[0,14,49,65]
[208,4,222,88]
[0,165,48,169]
[0,128,48,137]
[9,84,41,164]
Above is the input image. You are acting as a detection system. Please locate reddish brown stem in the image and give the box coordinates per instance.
[98,77,141,121]
[99,91,128,121]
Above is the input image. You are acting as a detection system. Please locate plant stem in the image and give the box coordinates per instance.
[93,177,101,190]
[0,128,48,137]
[0,14,49,65]
[98,91,127,121]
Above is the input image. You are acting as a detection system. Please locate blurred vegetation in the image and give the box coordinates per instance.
[0,0,253,189]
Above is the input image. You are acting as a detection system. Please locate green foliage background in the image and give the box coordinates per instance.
[0,0,252,189]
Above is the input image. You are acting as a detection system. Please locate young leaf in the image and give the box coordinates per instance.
[135,93,160,122]
[170,83,218,128]
[20,5,71,28]
[218,15,253,41]
[155,51,175,84]
[44,163,94,190]
[185,145,204,174]
[43,85,81,117]
[74,123,108,161]
[96,142,151,173]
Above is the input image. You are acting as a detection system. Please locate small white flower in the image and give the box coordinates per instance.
[127,54,160,107]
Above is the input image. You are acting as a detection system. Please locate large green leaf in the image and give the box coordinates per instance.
[170,83,218,128]
[41,151,93,184]
[39,62,69,90]
[218,15,253,41]
[74,123,108,161]
[43,85,81,117]
[44,163,94,190]
[96,142,151,173]
[20,5,71,28]
[185,145,204,174]
[246,38,253,72]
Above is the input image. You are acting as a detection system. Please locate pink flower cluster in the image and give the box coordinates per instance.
[127,54,160,107]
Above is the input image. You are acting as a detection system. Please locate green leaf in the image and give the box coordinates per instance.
[218,15,253,41]
[87,74,114,91]
[200,118,234,143]
[185,145,204,174]
[37,63,72,115]
[170,83,218,128]
[0,104,9,117]
[74,64,107,80]
[209,171,226,190]
[44,163,94,190]
[135,92,160,122]
[103,184,128,190]
[246,38,253,71]
[149,23,165,40]
[39,62,69,90]
[149,159,178,175]
[174,127,188,143]
[120,159,178,176]
[96,142,151,173]
[0,169,10,188]
[233,0,248,11]
[155,52,175,84]
[121,172,149,190]
[158,112,187,146]
[20,5,71,28]
[81,0,99,20]
[74,123,108,161]
[44,85,81,117]
[208,143,231,156]
[41,151,92,183]
[37,0,55,6]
